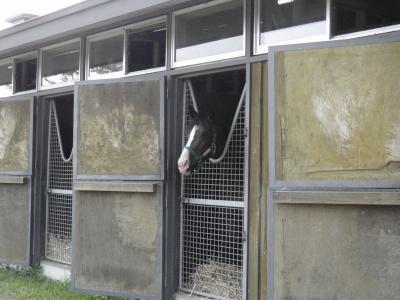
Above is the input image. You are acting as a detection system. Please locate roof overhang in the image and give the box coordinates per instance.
[0,0,183,58]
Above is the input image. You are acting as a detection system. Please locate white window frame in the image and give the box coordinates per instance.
[12,51,39,95]
[171,0,246,68]
[331,18,400,40]
[125,16,168,77]
[39,38,82,90]
[86,27,125,80]
[0,58,14,98]
[254,0,331,55]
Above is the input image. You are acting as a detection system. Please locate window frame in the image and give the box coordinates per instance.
[0,58,14,98]
[331,8,400,41]
[254,0,332,55]
[39,38,82,90]
[85,27,126,80]
[171,0,246,68]
[12,51,39,95]
[124,16,168,77]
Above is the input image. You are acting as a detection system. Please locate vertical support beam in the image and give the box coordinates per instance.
[31,98,50,265]
[248,61,269,300]
[259,62,269,300]
[245,0,253,57]
[164,75,184,299]
[80,36,86,81]
[166,12,173,71]
[248,62,262,300]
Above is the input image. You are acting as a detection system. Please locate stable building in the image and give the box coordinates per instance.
[0,0,399,299]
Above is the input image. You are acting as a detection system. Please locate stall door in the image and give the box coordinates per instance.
[72,78,164,299]
[269,38,400,300]
[0,98,33,265]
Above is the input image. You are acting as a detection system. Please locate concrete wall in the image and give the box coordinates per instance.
[0,100,31,173]
[73,185,162,298]
[274,203,400,300]
[0,182,30,264]
[76,80,161,177]
[274,42,400,181]
[270,39,400,300]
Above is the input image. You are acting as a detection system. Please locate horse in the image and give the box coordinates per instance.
[177,90,242,175]
[178,110,225,175]
[178,70,245,175]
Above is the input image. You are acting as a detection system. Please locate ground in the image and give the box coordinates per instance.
[0,266,120,300]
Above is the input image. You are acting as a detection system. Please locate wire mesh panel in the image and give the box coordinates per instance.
[183,84,246,203]
[46,100,73,264]
[180,79,246,300]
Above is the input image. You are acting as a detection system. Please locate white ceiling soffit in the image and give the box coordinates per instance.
[0,0,180,56]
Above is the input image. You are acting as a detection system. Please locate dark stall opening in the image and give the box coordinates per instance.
[45,94,74,265]
[179,69,247,300]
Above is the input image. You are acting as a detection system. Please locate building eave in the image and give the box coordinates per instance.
[0,0,182,58]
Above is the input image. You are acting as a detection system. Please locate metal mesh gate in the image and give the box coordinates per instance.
[45,100,73,264]
[180,79,246,300]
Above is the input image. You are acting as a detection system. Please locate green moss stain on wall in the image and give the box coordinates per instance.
[77,81,161,176]
[0,100,30,172]
[74,189,161,296]
[275,42,400,180]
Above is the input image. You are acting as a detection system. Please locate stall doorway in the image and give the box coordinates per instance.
[179,69,247,300]
[45,95,73,264]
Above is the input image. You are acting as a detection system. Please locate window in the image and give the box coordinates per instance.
[87,32,124,79]
[14,53,37,93]
[332,0,400,36]
[41,40,80,88]
[0,61,12,97]
[173,0,245,67]
[127,20,166,74]
[255,0,327,53]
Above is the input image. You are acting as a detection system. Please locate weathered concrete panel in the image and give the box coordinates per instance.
[76,81,161,176]
[73,186,162,297]
[275,42,400,180]
[0,100,31,173]
[275,204,400,300]
[0,182,30,263]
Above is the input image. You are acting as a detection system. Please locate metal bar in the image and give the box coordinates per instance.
[186,80,199,113]
[209,84,246,163]
[48,189,73,195]
[51,101,73,162]
[73,181,155,193]
[0,175,26,184]
[184,198,245,208]
[180,288,233,300]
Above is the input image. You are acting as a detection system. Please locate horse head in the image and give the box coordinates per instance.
[178,111,220,175]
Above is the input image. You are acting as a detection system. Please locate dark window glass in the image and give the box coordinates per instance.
[88,34,123,78]
[42,42,80,86]
[175,0,244,63]
[260,0,326,32]
[127,23,166,73]
[332,0,400,35]
[0,62,12,97]
[15,57,37,92]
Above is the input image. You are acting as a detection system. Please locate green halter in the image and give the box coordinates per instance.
[184,130,217,172]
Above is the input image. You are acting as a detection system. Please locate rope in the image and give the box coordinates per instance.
[50,100,73,163]
[185,79,246,164]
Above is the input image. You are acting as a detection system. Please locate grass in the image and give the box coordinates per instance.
[0,265,120,300]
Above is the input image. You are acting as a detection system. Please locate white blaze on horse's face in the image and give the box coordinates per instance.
[178,125,198,175]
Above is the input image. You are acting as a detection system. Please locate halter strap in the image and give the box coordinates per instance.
[184,130,217,172]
